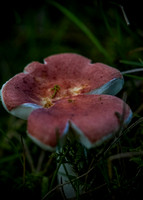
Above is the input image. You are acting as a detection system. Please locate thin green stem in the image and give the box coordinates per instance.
[50,1,111,62]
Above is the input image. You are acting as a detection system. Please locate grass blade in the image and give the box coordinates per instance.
[120,60,143,67]
[123,74,143,80]
[50,1,111,61]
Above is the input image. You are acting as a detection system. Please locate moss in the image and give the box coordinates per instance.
[51,85,61,98]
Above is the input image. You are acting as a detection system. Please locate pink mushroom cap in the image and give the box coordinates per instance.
[27,95,132,151]
[1,53,124,119]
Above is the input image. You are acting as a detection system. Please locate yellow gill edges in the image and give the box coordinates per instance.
[41,97,53,108]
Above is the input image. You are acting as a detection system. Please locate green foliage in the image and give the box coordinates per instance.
[50,1,112,62]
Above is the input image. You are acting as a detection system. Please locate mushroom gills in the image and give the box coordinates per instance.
[88,78,124,95]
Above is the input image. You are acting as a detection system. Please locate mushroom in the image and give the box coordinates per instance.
[0,53,132,198]
[27,94,132,151]
[27,94,132,198]
[1,53,124,120]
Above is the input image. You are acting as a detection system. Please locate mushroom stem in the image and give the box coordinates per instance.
[57,137,87,199]
[58,161,81,198]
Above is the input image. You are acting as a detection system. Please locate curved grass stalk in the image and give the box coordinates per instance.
[121,68,143,75]
[120,60,143,66]
[50,1,111,62]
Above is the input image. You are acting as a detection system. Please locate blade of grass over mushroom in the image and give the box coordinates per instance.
[103,117,143,156]
[50,1,111,62]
